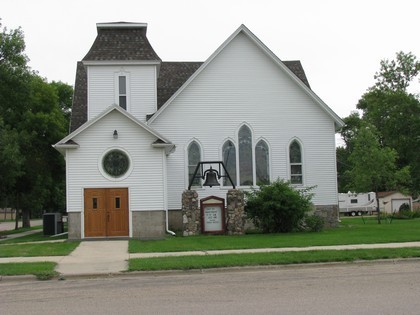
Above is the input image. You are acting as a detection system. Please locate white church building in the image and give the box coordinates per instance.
[54,22,344,239]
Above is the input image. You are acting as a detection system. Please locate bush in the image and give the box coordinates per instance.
[303,214,325,232]
[245,179,314,233]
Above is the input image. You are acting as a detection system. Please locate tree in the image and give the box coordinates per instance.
[345,123,411,223]
[0,22,68,227]
[373,51,420,92]
[0,120,24,208]
[50,81,73,125]
[338,51,420,196]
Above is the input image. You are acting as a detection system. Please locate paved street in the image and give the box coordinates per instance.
[2,259,420,314]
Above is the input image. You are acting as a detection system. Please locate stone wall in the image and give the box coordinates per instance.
[181,189,246,236]
[226,189,245,235]
[182,190,200,236]
[314,204,339,228]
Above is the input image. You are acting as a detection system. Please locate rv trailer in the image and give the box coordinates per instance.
[338,192,377,216]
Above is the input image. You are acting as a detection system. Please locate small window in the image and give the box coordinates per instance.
[92,198,98,209]
[351,199,358,204]
[289,140,303,184]
[115,197,121,209]
[102,149,130,178]
[222,140,237,186]
[119,76,127,110]
[256,140,269,185]
[188,141,201,187]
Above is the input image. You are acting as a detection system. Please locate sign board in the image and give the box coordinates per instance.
[201,196,225,234]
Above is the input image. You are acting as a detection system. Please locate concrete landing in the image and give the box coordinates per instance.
[55,240,129,276]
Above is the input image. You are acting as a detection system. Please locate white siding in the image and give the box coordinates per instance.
[66,110,165,213]
[87,65,157,122]
[151,33,338,208]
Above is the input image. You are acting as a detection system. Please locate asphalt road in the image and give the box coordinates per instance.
[1,260,420,314]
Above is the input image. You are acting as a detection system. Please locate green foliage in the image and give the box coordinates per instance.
[338,51,420,195]
[245,179,314,233]
[0,21,72,223]
[373,51,420,92]
[302,214,325,232]
[345,123,410,193]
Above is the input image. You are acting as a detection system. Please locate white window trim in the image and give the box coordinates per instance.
[237,123,256,188]
[220,137,237,188]
[255,137,271,185]
[114,70,130,111]
[185,139,204,189]
[287,137,305,186]
[98,147,134,182]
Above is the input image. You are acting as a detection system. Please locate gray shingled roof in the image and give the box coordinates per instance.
[69,62,87,132]
[157,62,204,109]
[83,25,161,62]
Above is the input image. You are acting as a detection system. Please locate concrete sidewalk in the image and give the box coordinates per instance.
[2,241,420,277]
[56,241,129,275]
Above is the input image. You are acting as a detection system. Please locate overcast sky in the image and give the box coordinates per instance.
[2,0,419,120]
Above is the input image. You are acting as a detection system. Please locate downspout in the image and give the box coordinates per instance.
[163,150,176,236]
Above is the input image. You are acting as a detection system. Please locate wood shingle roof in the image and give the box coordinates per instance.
[83,24,161,62]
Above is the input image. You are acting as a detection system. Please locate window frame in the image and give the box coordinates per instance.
[238,124,254,187]
[114,71,130,111]
[186,140,202,188]
[288,139,304,185]
[221,139,237,187]
[255,138,270,185]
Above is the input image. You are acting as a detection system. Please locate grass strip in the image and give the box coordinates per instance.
[0,231,68,244]
[0,225,42,236]
[128,247,420,271]
[0,242,80,257]
[0,261,57,277]
[129,218,420,253]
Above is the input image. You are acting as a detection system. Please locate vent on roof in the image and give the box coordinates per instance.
[97,22,148,29]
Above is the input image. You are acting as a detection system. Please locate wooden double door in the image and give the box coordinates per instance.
[84,188,129,237]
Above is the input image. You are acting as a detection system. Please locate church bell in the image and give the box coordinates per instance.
[203,168,220,187]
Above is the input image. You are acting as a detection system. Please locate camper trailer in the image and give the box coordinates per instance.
[338,192,377,216]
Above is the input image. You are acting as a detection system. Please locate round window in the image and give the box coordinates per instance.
[102,149,130,178]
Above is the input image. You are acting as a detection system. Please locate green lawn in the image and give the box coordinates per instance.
[0,262,58,279]
[2,217,420,277]
[0,241,80,258]
[0,231,68,244]
[129,247,420,271]
[129,217,420,253]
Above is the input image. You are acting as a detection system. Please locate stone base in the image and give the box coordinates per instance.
[132,211,166,240]
[226,189,245,235]
[314,205,339,228]
[67,212,81,240]
[181,189,246,236]
[168,209,183,232]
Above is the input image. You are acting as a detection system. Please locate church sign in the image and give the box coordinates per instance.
[200,196,225,234]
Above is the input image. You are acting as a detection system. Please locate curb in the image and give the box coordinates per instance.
[2,257,420,283]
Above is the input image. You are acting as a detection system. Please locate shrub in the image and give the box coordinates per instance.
[303,214,325,232]
[245,179,314,233]
[394,203,413,219]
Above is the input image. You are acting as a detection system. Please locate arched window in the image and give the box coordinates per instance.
[289,140,303,184]
[256,140,269,185]
[188,141,201,187]
[222,140,237,186]
[238,125,253,186]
